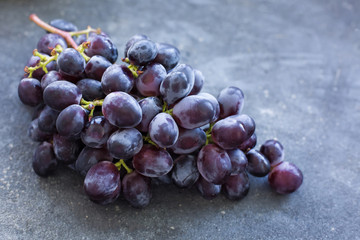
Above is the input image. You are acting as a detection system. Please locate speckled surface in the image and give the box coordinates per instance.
[0,0,359,239]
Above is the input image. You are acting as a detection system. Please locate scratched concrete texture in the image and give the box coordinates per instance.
[0,0,359,239]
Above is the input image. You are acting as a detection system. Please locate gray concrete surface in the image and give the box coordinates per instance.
[0,0,359,239]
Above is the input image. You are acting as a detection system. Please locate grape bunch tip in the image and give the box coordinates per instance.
[18,14,303,208]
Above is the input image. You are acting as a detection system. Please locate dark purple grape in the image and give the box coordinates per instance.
[38,105,59,133]
[122,171,152,208]
[84,55,112,81]
[107,128,143,159]
[239,132,257,152]
[37,33,67,55]
[153,43,180,71]
[76,78,105,101]
[57,48,85,77]
[189,69,204,95]
[85,35,118,63]
[229,114,256,139]
[171,155,199,188]
[160,64,194,105]
[26,55,57,80]
[268,162,303,194]
[59,70,86,83]
[84,161,121,205]
[28,119,52,142]
[43,80,82,111]
[102,92,142,128]
[260,139,285,166]
[18,78,43,107]
[41,70,62,90]
[211,116,247,150]
[227,149,248,175]
[75,147,113,176]
[172,95,216,129]
[124,34,150,57]
[198,92,220,122]
[53,134,82,165]
[170,127,206,154]
[49,19,78,32]
[223,172,250,200]
[101,64,134,94]
[32,142,57,177]
[81,116,116,148]
[246,149,271,177]
[196,176,221,200]
[56,104,88,137]
[136,97,162,132]
[136,63,166,96]
[76,32,109,45]
[133,145,173,177]
[127,39,158,66]
[197,144,232,184]
[149,113,179,148]
[217,86,245,119]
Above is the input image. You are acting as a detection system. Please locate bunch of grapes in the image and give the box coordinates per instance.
[18,15,303,208]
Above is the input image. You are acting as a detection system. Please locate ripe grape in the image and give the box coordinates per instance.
[196,176,221,200]
[84,161,121,205]
[217,86,245,119]
[101,64,134,95]
[170,127,206,154]
[239,132,257,152]
[85,34,118,63]
[37,105,59,133]
[246,149,271,177]
[189,69,204,95]
[27,55,57,80]
[107,128,143,159]
[18,78,43,107]
[49,19,78,32]
[76,78,106,101]
[153,43,180,71]
[122,171,152,208]
[32,141,57,177]
[28,119,52,142]
[124,34,150,58]
[75,147,113,176]
[149,112,179,148]
[53,134,82,165]
[198,92,220,122]
[260,139,284,166]
[127,39,158,66]
[223,172,250,200]
[136,63,166,96]
[227,149,248,175]
[41,70,62,90]
[85,55,112,81]
[57,48,86,77]
[268,162,303,194]
[81,116,116,148]
[56,104,88,137]
[171,155,199,188]
[136,97,162,132]
[37,33,67,55]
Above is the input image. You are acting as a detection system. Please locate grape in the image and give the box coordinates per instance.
[37,105,59,133]
[122,171,152,208]
[246,149,271,177]
[85,34,118,63]
[196,176,221,200]
[153,43,180,71]
[172,95,216,129]
[43,80,82,111]
[84,55,112,81]
[136,63,166,96]
[107,128,143,159]
[223,172,250,200]
[133,144,173,177]
[197,144,232,184]
[229,114,255,139]
[149,113,179,148]
[53,134,82,164]
[32,141,57,177]
[124,34,150,57]
[127,39,158,66]
[49,19,78,32]
[171,155,199,188]
[101,64,134,95]
[217,86,245,119]
[26,55,57,80]
[84,161,121,205]
[170,127,206,154]
[18,78,43,107]
[56,104,88,137]
[76,78,105,101]
[81,116,116,148]
[59,70,86,83]
[37,33,67,55]
[260,139,284,166]
[28,119,52,142]
[57,48,86,77]
[239,132,257,152]
[102,92,142,128]
[32,103,45,120]
[211,116,247,150]
[160,64,194,105]
[268,162,303,194]
[227,149,248,175]
[75,147,113,176]
[41,70,62,90]
[198,92,220,122]
[136,97,162,132]
[189,69,204,95]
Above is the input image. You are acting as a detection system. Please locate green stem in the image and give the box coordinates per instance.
[114,159,133,173]
[69,26,100,37]
[143,135,158,148]
[25,47,62,78]
[205,123,215,145]
[76,42,91,62]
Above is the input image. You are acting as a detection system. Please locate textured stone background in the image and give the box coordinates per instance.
[0,0,359,239]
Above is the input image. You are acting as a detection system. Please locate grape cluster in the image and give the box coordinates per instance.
[18,15,303,208]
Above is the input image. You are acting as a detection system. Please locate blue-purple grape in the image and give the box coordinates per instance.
[153,43,180,71]
[101,64,134,95]
[38,105,59,133]
[53,134,82,165]
[127,39,158,66]
[223,172,250,200]
[122,171,152,208]
[18,78,43,107]
[246,149,271,177]
[239,132,257,152]
[260,139,284,166]
[85,34,118,63]
[32,141,57,177]
[124,34,150,57]
[76,78,105,101]
[49,19,78,32]
[75,147,113,176]
[41,70,62,90]
[84,55,112,81]
[268,161,303,194]
[136,63,166,96]
[57,48,86,77]
[196,176,221,200]
[217,86,245,119]
[136,97,162,132]
[81,116,116,148]
[198,92,220,122]
[189,69,204,95]
[56,104,88,137]
[37,33,67,55]
[107,128,143,159]
[227,149,248,175]
[171,155,199,188]
[149,112,179,148]
[170,127,206,154]
[28,119,52,142]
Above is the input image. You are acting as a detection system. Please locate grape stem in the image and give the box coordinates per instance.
[29,14,79,49]
[80,98,104,120]
[122,57,143,78]
[115,159,133,174]
[76,41,91,62]
[205,122,215,145]
[143,135,159,148]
